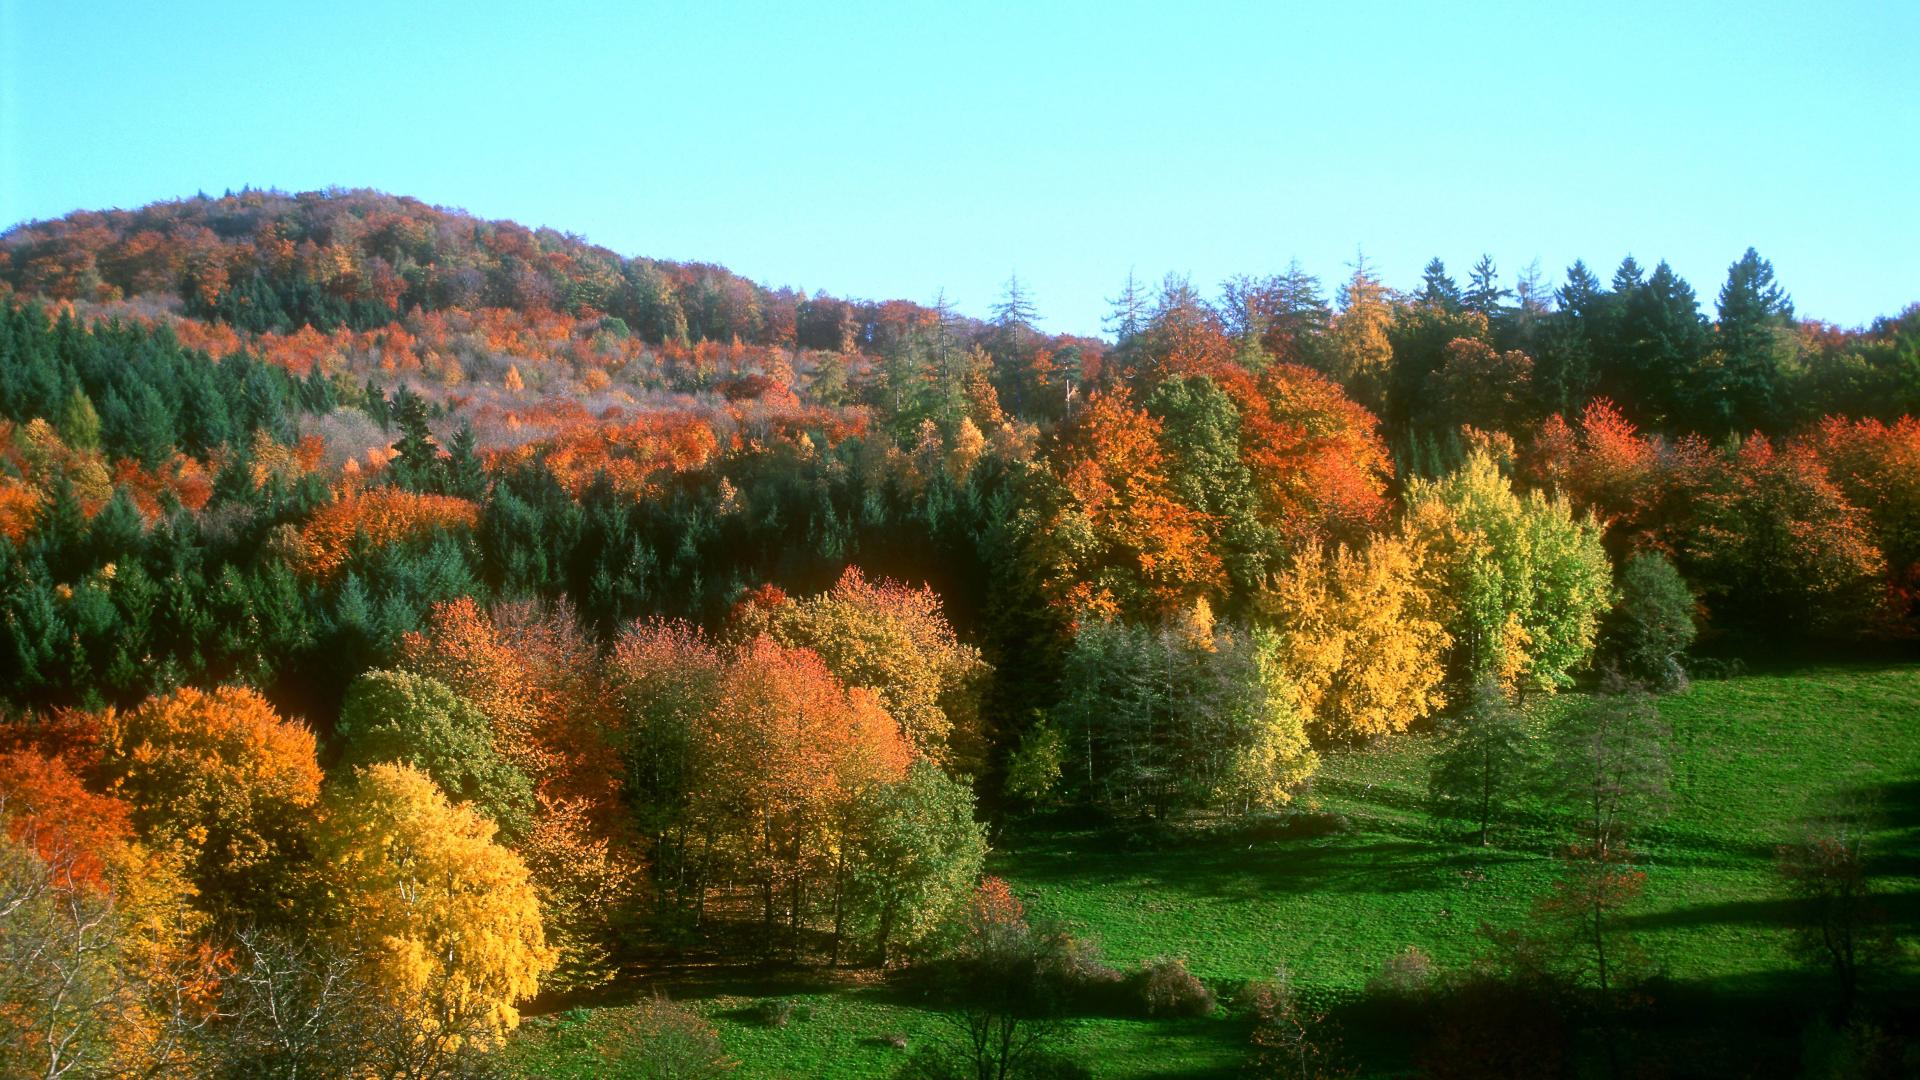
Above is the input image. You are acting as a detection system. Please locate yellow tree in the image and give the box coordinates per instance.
[311,763,553,1065]
[94,686,322,920]
[1261,535,1450,742]
[1328,258,1395,413]
[399,598,642,991]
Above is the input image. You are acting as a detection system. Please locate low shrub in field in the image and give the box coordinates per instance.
[1366,945,1436,1002]
[1041,931,1128,1011]
[750,997,806,1027]
[505,996,735,1079]
[1131,956,1216,1018]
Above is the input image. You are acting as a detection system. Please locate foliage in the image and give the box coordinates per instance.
[1600,551,1696,691]
[845,760,990,965]
[1053,605,1317,815]
[1776,817,1895,1022]
[1262,535,1450,742]
[1402,450,1614,694]
[1543,688,1672,861]
[310,762,554,1062]
[766,566,990,767]
[96,685,323,919]
[336,668,536,840]
[1427,681,1533,846]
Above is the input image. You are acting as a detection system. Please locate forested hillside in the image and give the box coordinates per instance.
[2,188,1917,1078]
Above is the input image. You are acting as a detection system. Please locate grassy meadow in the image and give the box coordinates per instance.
[511,661,1920,1078]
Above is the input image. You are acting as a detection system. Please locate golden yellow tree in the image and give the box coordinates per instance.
[1262,535,1450,742]
[311,763,553,1063]
[95,685,322,920]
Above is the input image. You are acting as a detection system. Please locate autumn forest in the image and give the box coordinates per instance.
[1,188,1917,1078]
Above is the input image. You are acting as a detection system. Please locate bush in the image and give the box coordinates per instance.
[1131,956,1216,1018]
[750,998,802,1028]
[1367,945,1436,1002]
[502,995,734,1079]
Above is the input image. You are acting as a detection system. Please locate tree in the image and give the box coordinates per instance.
[765,567,990,767]
[1329,259,1395,412]
[1419,258,1462,312]
[1402,450,1613,695]
[1261,534,1450,742]
[1034,388,1224,618]
[1703,247,1793,435]
[96,685,323,920]
[1777,815,1893,1023]
[0,752,209,1079]
[335,669,537,841]
[928,878,1069,1080]
[1463,255,1510,323]
[992,274,1039,331]
[1053,605,1317,816]
[1599,551,1696,691]
[845,760,988,966]
[1544,688,1671,862]
[311,762,554,1067]
[1105,270,1150,345]
[1428,681,1532,846]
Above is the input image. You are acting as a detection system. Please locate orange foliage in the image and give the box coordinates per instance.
[110,454,214,519]
[1800,416,1920,605]
[295,488,480,580]
[1049,389,1224,615]
[490,410,719,499]
[1238,363,1394,550]
[0,749,136,894]
[0,476,39,543]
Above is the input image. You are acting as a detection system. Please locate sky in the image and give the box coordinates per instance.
[2,0,1916,334]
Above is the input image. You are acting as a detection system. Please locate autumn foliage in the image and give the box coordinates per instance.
[295,487,480,579]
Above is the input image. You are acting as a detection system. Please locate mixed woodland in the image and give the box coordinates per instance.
[1,188,1917,1078]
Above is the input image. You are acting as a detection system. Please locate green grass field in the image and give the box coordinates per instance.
[511,662,1920,1078]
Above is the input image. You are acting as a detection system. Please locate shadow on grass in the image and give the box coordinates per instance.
[998,819,1540,907]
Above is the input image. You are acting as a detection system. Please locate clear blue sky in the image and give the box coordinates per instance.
[3,0,1916,334]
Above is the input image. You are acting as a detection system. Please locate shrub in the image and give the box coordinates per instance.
[1367,945,1436,1002]
[1131,956,1215,1018]
[751,998,801,1028]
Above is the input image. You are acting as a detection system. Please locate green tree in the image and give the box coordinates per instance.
[845,761,988,965]
[1599,551,1696,691]
[57,388,102,451]
[1544,688,1672,861]
[336,669,536,842]
[1428,680,1532,846]
[1402,451,1614,695]
[1701,247,1794,434]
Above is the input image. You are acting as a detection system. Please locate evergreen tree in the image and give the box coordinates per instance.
[1702,247,1794,435]
[386,385,442,493]
[1463,254,1511,322]
[992,273,1039,330]
[1105,270,1150,345]
[1419,258,1462,311]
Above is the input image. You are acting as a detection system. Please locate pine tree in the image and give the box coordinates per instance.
[1703,247,1794,435]
[1419,258,1462,311]
[1463,254,1511,322]
[992,274,1039,330]
[1103,270,1151,366]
